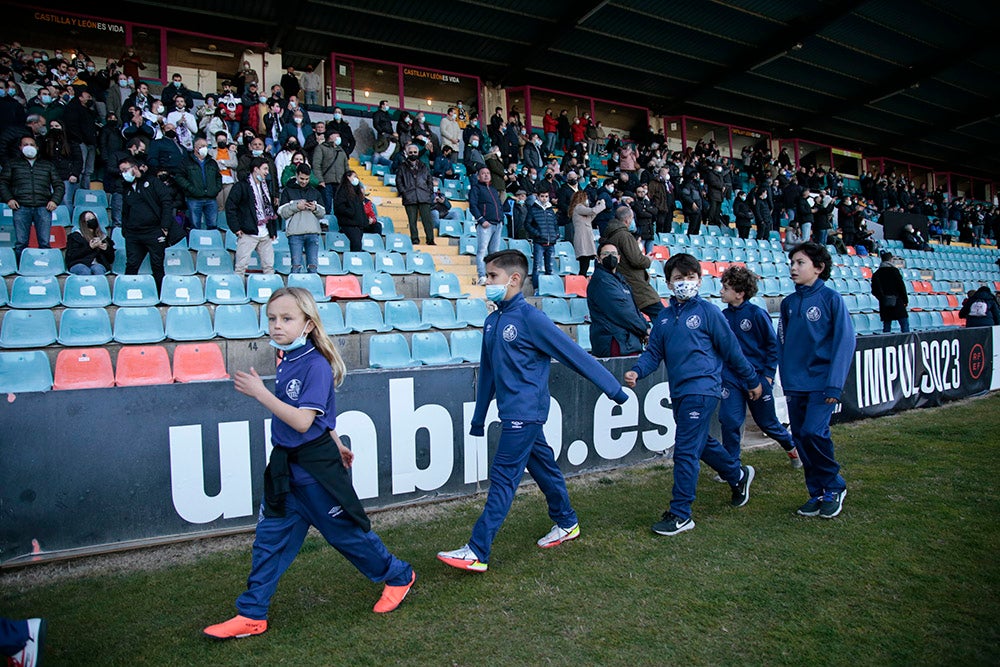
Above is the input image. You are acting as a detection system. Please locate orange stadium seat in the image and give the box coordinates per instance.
[564,275,588,298]
[115,346,173,386]
[52,348,114,390]
[172,343,228,382]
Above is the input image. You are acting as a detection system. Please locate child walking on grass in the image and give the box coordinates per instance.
[204,287,414,640]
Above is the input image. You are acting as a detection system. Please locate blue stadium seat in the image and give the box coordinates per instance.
[345,301,392,332]
[542,298,584,324]
[165,306,215,341]
[272,231,290,253]
[315,251,346,276]
[412,331,461,365]
[456,298,488,327]
[325,213,339,231]
[9,276,61,309]
[507,239,532,261]
[160,275,206,306]
[164,247,196,276]
[0,278,6,306]
[430,271,469,298]
[112,274,159,306]
[778,277,795,294]
[205,274,250,305]
[214,304,263,339]
[18,248,65,276]
[378,215,395,234]
[577,323,591,351]
[556,256,580,276]
[406,251,436,274]
[0,310,57,348]
[374,251,408,275]
[438,218,463,238]
[459,234,477,256]
[112,249,151,275]
[361,233,384,253]
[362,272,403,301]
[247,274,285,303]
[851,314,870,335]
[50,204,71,227]
[0,247,16,276]
[570,298,590,323]
[189,229,224,251]
[536,274,569,297]
[273,250,293,274]
[112,306,165,344]
[325,232,350,252]
[652,277,670,298]
[287,273,331,302]
[384,300,431,331]
[449,329,483,362]
[0,350,53,392]
[865,312,882,333]
[74,189,109,208]
[196,249,234,275]
[385,233,414,254]
[842,294,860,313]
[368,333,419,368]
[57,307,113,346]
[315,302,350,335]
[343,251,375,275]
[73,205,111,231]
[421,299,468,329]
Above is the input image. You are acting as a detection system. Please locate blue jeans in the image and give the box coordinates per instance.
[669,394,742,520]
[719,377,793,459]
[882,316,910,334]
[12,206,51,259]
[304,90,319,105]
[532,242,554,287]
[785,391,846,499]
[63,180,79,210]
[288,233,320,272]
[236,483,412,620]
[187,198,218,230]
[544,132,557,154]
[323,183,338,218]
[468,422,577,563]
[69,262,107,275]
[815,228,829,245]
[475,221,503,278]
[430,208,464,230]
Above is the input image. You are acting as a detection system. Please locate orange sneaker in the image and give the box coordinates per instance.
[203,615,268,640]
[373,571,416,613]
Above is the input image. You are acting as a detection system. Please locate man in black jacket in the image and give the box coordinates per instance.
[326,108,356,156]
[174,138,222,230]
[0,136,64,260]
[396,143,435,245]
[60,88,98,188]
[371,101,394,141]
[871,252,909,333]
[119,155,173,289]
[587,243,649,357]
[226,157,277,276]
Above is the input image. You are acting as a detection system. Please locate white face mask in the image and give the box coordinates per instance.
[269,323,311,351]
[21,144,37,159]
[671,280,700,301]
[196,146,208,158]
[294,117,303,124]
[349,176,360,187]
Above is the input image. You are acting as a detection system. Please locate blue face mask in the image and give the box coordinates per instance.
[41,94,52,104]
[121,170,136,183]
[628,221,637,233]
[485,279,511,303]
[0,89,5,98]
[269,324,311,351]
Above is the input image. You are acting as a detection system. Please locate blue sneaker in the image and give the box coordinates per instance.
[797,496,823,517]
[819,489,847,519]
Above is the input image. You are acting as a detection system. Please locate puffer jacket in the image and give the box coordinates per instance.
[0,156,65,207]
[525,202,560,244]
[395,158,433,205]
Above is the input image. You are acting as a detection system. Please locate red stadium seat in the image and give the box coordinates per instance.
[700,261,721,277]
[846,245,856,255]
[946,294,959,309]
[53,348,114,390]
[715,261,731,276]
[173,343,228,382]
[650,245,670,260]
[860,267,872,279]
[324,275,364,299]
[28,225,67,249]
[115,346,173,386]
[564,275,588,298]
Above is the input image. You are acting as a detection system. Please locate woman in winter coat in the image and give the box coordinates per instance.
[570,189,605,275]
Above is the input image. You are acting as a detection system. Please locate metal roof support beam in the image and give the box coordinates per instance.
[664,0,869,114]
[876,96,1000,153]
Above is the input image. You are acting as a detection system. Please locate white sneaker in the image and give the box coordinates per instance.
[9,618,45,667]
[536,523,580,548]
[436,544,488,572]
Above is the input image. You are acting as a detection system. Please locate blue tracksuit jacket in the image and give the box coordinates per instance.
[630,295,758,398]
[778,279,855,399]
[471,292,627,433]
[722,301,778,389]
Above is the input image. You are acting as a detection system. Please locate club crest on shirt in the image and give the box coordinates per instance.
[740,318,752,331]
[685,315,701,329]
[806,306,822,322]
[285,378,302,401]
[503,324,518,341]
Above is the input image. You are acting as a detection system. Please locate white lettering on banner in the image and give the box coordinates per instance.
[593,389,638,459]
[462,400,499,483]
[854,338,963,409]
[169,423,253,524]
[919,339,960,395]
[642,382,674,452]
[337,411,379,499]
[389,378,454,494]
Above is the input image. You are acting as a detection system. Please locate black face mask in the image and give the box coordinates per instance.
[406,154,419,161]
[86,219,99,230]
[164,130,177,139]
[601,255,619,271]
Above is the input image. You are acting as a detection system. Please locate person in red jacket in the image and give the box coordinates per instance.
[542,108,558,155]
[571,115,588,149]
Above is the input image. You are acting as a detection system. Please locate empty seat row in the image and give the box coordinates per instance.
[369,330,483,368]
[0,343,227,393]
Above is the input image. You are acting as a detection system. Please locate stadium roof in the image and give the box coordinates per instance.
[44,0,1000,179]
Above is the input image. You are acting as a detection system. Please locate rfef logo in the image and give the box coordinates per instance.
[969,343,985,380]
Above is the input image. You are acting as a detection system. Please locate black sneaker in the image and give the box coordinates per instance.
[730,464,755,507]
[819,489,847,519]
[796,496,823,516]
[651,511,695,536]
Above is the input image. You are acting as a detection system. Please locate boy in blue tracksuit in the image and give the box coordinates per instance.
[718,266,801,468]
[438,249,628,572]
[779,242,855,519]
[624,253,762,536]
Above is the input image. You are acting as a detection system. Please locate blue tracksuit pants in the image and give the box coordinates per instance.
[670,394,742,520]
[719,376,794,458]
[785,391,846,498]
[237,482,412,620]
[469,421,577,563]
[0,617,28,655]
